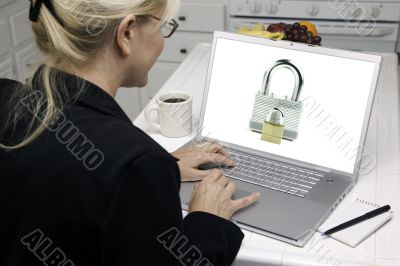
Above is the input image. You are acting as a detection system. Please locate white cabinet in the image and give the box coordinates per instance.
[115,87,144,121]
[140,0,228,109]
[0,19,12,57]
[147,62,180,98]
[9,8,33,47]
[15,44,44,82]
[0,0,13,8]
[159,32,214,62]
[177,3,225,32]
[0,0,44,83]
[0,58,14,79]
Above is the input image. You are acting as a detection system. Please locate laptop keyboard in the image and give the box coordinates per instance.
[223,148,324,198]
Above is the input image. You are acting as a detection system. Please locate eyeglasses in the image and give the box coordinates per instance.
[149,15,179,38]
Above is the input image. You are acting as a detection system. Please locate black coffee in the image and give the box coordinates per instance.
[163,97,186,103]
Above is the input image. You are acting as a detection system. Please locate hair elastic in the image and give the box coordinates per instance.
[29,0,64,26]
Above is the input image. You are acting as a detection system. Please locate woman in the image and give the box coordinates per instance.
[0,0,260,265]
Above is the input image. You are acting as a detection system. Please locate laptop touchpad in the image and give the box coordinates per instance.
[232,189,253,200]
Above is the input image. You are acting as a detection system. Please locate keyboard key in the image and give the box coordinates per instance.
[297,182,312,189]
[260,180,273,188]
[279,184,290,192]
[296,191,307,198]
[308,176,320,181]
[287,188,299,195]
[291,186,308,193]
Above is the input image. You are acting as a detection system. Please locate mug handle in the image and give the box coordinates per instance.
[144,105,161,131]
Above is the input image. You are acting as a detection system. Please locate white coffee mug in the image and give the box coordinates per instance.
[144,91,193,138]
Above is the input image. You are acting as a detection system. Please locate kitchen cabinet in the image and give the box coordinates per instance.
[0,58,14,79]
[0,1,39,84]
[9,7,33,47]
[0,19,12,57]
[138,0,228,111]
[0,0,13,9]
[15,43,44,83]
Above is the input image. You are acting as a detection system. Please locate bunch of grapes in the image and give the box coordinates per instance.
[267,22,322,45]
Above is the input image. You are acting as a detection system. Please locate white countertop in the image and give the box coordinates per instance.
[134,43,400,266]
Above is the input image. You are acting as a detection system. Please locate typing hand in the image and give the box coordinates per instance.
[171,142,235,182]
[189,170,260,220]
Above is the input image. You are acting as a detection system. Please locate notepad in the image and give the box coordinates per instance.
[318,196,392,247]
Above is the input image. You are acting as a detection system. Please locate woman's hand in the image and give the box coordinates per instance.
[171,142,235,182]
[189,169,260,220]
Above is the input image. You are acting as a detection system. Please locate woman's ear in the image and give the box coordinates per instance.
[115,14,137,56]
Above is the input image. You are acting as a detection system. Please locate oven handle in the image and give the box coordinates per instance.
[317,26,395,37]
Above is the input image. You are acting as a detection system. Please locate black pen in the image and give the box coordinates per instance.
[322,205,391,236]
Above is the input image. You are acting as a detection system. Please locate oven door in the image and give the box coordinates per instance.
[229,18,399,52]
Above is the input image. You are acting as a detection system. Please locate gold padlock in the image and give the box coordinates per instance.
[261,108,285,144]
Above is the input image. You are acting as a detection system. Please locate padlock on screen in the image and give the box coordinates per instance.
[249,59,304,141]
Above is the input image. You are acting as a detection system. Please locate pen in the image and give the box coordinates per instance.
[322,205,391,236]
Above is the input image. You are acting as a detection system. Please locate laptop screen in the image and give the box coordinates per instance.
[202,37,378,174]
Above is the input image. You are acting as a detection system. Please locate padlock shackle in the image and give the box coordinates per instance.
[273,107,284,117]
[261,59,304,101]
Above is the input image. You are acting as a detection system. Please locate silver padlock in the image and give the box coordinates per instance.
[249,59,304,140]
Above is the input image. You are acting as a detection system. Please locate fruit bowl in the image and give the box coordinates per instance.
[236,21,322,45]
[267,21,322,45]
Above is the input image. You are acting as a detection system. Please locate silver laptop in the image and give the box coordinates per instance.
[179,31,381,247]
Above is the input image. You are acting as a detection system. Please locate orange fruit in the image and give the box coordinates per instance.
[299,21,318,36]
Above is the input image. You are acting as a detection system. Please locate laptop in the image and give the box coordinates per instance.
[179,31,381,247]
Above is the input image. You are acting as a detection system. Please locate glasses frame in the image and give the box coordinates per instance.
[149,15,179,38]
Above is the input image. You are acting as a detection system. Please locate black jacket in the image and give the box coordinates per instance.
[0,68,244,266]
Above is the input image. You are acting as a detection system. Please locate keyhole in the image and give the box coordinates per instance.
[268,68,296,100]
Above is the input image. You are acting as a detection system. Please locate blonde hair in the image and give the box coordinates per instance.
[0,0,180,150]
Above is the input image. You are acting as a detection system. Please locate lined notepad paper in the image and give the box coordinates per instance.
[318,197,392,247]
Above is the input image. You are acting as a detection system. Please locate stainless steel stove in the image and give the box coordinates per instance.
[229,0,400,53]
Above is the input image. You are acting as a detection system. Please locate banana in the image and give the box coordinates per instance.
[238,29,285,40]
[237,26,250,33]
[252,23,265,31]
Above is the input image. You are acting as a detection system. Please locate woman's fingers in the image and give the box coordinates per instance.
[224,181,237,198]
[209,153,235,167]
[231,192,261,212]
[194,149,235,167]
[190,183,199,200]
[186,168,215,181]
[197,142,234,164]
[201,170,228,186]
[203,169,224,182]
[215,175,229,187]
[201,142,230,157]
